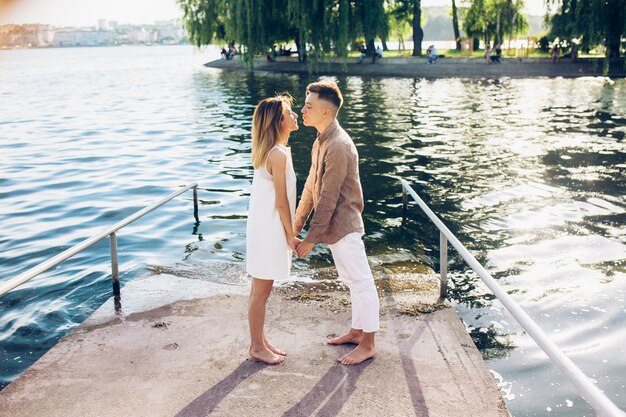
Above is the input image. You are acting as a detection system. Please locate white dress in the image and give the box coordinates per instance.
[246,145,297,280]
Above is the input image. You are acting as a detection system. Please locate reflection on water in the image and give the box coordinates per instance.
[1,46,625,416]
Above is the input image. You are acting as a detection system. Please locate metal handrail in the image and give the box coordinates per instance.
[0,182,199,298]
[401,179,625,417]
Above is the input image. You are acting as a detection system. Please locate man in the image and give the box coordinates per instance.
[295,81,380,366]
[427,45,438,64]
[357,46,367,64]
[372,45,383,64]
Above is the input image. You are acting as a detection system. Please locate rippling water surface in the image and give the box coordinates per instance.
[1,45,625,416]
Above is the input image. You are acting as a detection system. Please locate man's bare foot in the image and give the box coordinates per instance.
[337,344,376,366]
[327,331,363,345]
[264,336,287,356]
[249,347,285,365]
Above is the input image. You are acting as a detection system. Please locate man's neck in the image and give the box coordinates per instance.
[315,118,336,135]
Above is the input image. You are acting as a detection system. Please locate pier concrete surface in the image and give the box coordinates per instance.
[0,263,510,417]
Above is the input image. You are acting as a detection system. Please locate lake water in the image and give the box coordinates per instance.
[1,45,625,416]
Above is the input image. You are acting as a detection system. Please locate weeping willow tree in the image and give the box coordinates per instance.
[547,0,625,60]
[356,0,390,53]
[177,0,228,47]
[178,0,389,67]
[463,0,527,48]
[382,0,423,56]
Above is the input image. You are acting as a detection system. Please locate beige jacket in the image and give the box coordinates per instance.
[295,120,365,244]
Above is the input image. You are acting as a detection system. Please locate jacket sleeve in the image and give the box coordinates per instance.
[304,141,348,243]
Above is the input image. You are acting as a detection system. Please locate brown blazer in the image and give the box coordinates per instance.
[295,120,365,244]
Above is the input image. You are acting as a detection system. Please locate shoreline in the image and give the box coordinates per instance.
[206,55,626,78]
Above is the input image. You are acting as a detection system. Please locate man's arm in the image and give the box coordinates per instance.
[304,141,349,244]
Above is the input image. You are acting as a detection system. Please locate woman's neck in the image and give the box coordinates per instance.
[277,134,289,146]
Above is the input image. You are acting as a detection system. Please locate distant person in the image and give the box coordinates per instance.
[426,44,438,64]
[357,46,367,64]
[491,43,502,64]
[571,43,579,62]
[246,94,300,364]
[372,45,383,64]
[551,44,559,63]
[299,50,307,63]
[267,45,277,61]
[220,47,228,60]
[485,44,492,64]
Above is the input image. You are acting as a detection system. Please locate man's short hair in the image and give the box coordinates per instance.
[306,81,343,110]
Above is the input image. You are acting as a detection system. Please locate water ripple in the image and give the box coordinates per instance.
[1,46,625,416]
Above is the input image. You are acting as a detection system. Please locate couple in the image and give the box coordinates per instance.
[245,81,380,366]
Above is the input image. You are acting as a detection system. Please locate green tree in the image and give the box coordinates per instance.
[547,0,625,59]
[463,0,527,48]
[178,0,228,47]
[451,0,462,50]
[411,0,424,56]
[463,0,486,48]
[388,0,412,50]
[387,0,423,54]
[179,0,389,66]
[354,0,389,55]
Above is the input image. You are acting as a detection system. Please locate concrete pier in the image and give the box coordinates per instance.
[0,263,510,417]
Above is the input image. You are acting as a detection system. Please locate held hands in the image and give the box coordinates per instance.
[296,240,315,258]
[291,229,315,258]
[288,236,302,254]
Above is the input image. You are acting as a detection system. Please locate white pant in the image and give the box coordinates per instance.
[329,233,380,333]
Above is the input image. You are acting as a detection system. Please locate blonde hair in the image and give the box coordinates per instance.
[251,93,294,169]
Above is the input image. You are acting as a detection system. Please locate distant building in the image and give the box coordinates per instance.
[155,19,186,44]
[53,28,114,47]
[126,27,147,43]
[0,19,187,48]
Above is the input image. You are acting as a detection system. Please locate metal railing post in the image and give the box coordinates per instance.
[440,231,448,299]
[109,232,120,297]
[402,188,408,221]
[193,185,199,223]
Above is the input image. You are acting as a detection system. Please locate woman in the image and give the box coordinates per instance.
[246,94,300,364]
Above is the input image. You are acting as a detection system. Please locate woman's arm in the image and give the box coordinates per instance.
[267,149,298,252]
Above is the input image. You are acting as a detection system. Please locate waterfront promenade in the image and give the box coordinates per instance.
[0,264,509,417]
[206,55,626,78]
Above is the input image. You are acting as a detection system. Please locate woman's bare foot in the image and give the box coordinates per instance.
[264,336,287,356]
[249,347,285,365]
[338,344,376,365]
[327,330,363,345]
